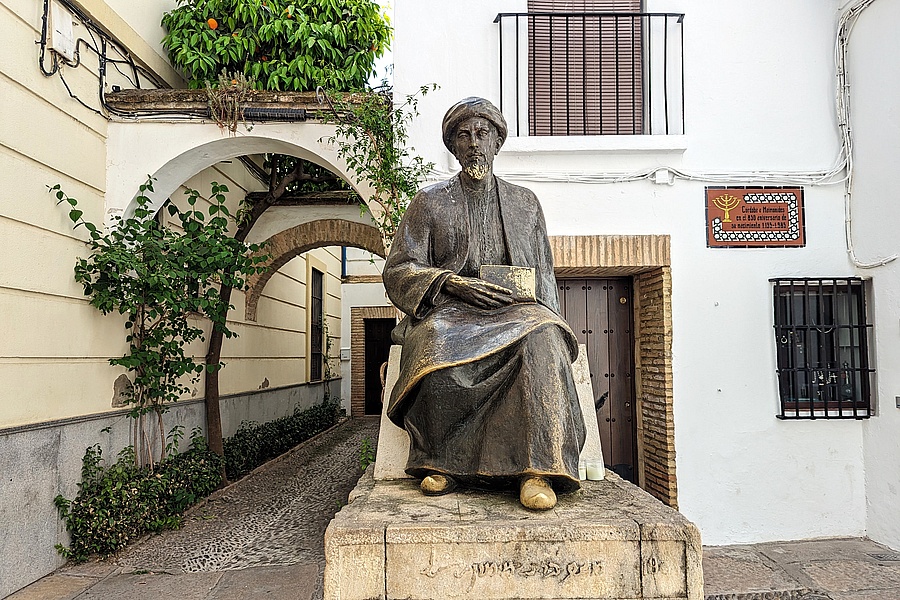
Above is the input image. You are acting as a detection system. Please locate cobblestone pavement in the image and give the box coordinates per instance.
[10,418,900,599]
[113,417,380,598]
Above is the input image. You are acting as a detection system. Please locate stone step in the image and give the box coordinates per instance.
[705,589,830,600]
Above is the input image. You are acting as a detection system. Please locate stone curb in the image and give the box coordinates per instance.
[705,589,831,600]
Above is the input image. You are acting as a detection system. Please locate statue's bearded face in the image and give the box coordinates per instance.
[451,117,501,180]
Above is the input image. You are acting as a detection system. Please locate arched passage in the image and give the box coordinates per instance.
[105,121,378,223]
[245,218,386,321]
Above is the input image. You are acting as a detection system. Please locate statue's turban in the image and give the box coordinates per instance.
[442,97,508,152]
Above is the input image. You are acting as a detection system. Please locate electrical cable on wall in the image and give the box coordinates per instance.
[834,0,896,268]
[37,0,210,120]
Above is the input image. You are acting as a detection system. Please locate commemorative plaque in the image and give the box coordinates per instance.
[706,187,805,248]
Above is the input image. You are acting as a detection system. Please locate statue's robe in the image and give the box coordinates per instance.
[383,174,585,492]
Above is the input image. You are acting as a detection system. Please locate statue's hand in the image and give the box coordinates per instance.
[444,274,514,309]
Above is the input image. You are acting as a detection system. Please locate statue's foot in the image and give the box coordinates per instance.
[420,473,457,496]
[519,476,557,510]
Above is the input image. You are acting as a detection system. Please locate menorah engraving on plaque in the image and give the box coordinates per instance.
[712,193,741,222]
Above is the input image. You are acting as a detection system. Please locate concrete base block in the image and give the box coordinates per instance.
[374,344,605,481]
[325,469,703,600]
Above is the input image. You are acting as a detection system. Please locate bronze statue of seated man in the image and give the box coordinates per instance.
[382,97,585,510]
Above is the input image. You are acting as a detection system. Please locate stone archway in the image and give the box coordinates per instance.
[244,218,386,321]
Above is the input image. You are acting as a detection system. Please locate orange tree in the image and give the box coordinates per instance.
[162,0,390,90]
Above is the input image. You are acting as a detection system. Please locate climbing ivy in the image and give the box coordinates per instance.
[324,82,438,243]
[54,428,223,561]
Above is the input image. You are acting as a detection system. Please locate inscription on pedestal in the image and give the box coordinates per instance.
[388,540,643,599]
[423,557,605,583]
[325,473,704,600]
[470,558,604,581]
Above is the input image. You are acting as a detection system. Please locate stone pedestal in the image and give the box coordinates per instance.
[324,470,703,600]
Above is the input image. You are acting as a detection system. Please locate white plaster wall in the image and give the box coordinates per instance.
[844,0,900,551]
[339,248,388,406]
[394,0,869,545]
[104,0,175,62]
[0,0,117,427]
[346,246,385,277]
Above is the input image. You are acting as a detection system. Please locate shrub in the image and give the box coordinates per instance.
[358,436,375,471]
[54,430,223,561]
[52,180,267,466]
[224,399,341,480]
[161,0,391,90]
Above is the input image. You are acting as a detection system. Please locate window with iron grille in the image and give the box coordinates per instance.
[771,278,873,420]
[309,268,324,382]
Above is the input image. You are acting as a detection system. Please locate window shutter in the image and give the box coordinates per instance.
[527,0,642,135]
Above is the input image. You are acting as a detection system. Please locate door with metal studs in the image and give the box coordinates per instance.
[558,278,637,483]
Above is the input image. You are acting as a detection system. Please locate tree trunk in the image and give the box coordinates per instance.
[202,157,327,483]
[205,249,240,482]
[203,285,233,457]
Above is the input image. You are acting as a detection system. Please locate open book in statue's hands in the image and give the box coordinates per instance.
[479,265,536,303]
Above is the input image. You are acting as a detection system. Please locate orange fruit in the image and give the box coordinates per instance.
[207,18,218,29]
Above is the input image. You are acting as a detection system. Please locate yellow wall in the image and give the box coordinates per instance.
[0,0,343,428]
[2,0,117,426]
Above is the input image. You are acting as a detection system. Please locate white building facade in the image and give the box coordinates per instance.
[392,0,900,549]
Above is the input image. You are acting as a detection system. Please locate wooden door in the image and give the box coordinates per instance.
[559,278,637,482]
[364,318,395,416]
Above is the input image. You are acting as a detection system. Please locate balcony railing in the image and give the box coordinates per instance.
[494,12,685,137]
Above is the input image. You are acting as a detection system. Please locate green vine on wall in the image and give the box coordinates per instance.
[322,82,438,244]
[52,180,269,466]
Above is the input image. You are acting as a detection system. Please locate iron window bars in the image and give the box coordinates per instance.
[494,12,685,137]
[771,278,873,420]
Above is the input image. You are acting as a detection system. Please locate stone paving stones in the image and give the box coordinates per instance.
[704,537,900,600]
[114,417,380,599]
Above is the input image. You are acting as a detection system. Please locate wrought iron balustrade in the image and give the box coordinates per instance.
[494,12,685,137]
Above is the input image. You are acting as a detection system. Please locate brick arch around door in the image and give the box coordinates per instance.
[549,235,676,509]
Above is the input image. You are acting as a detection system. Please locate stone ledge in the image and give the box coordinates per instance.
[105,89,364,118]
[325,469,703,600]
